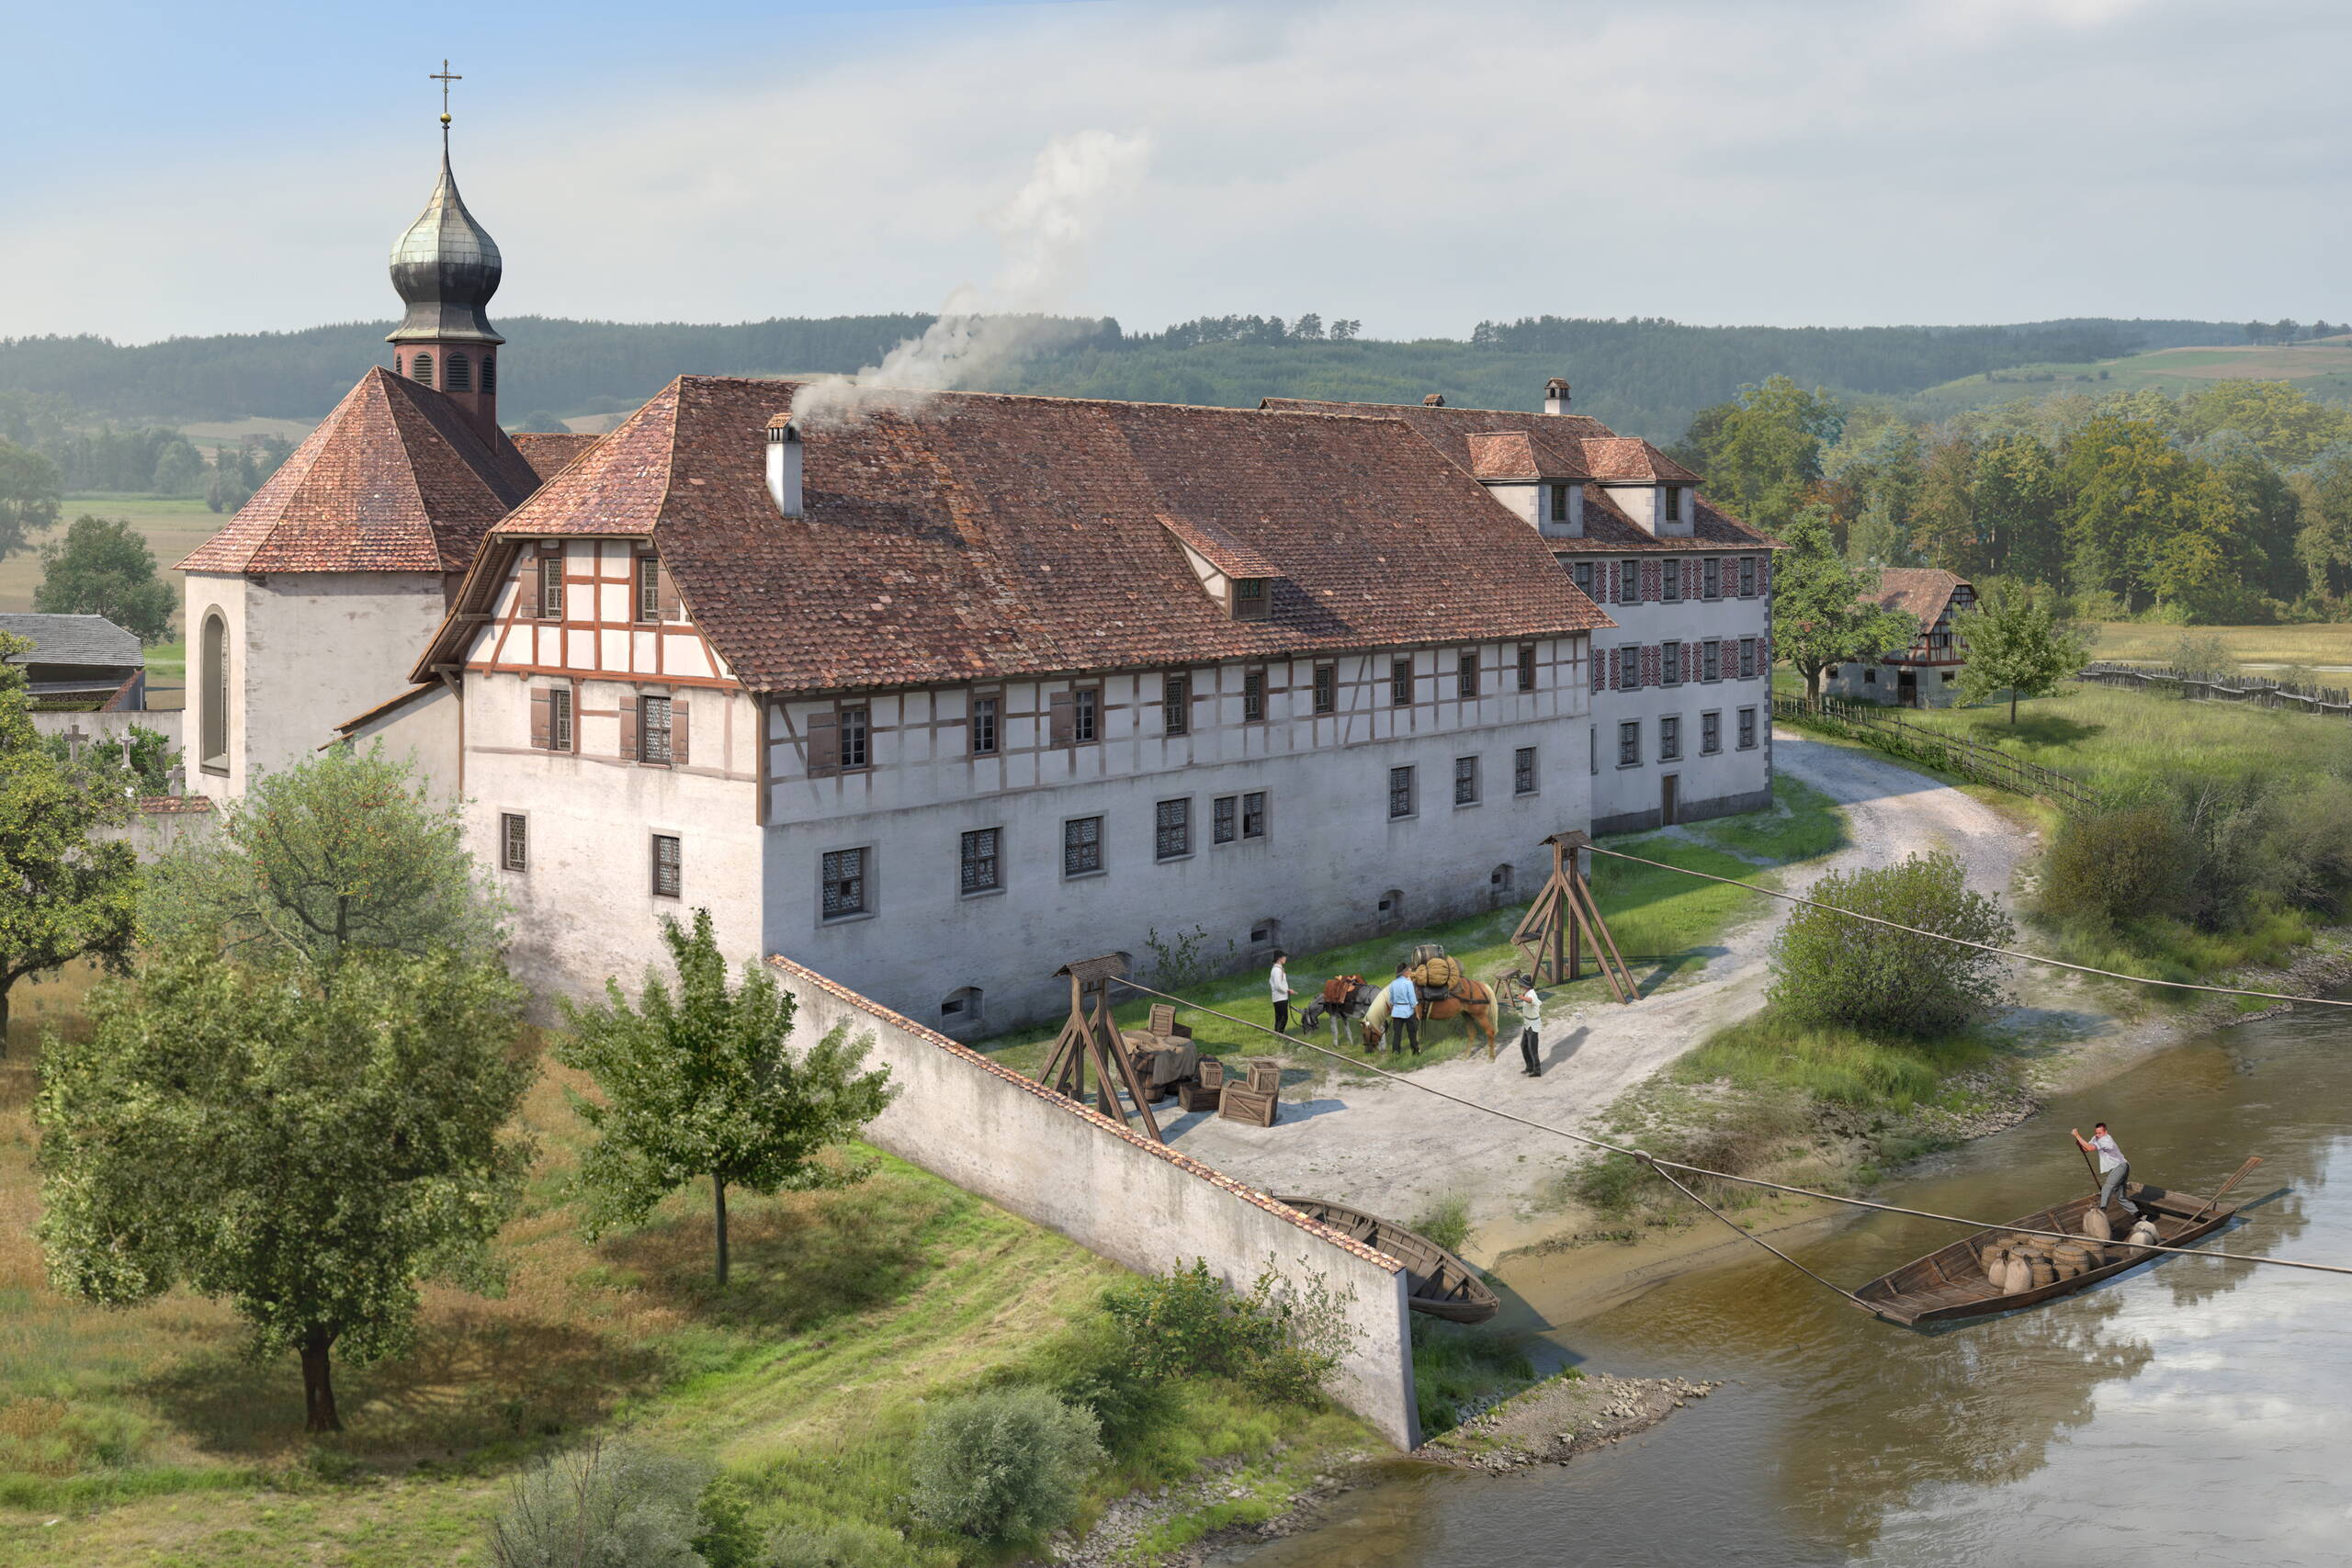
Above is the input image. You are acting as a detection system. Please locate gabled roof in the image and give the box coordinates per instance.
[179,367,543,574]
[424,377,1613,694]
[1261,395,1777,555]
[0,613,141,668]
[1158,513,1282,579]
[508,431,605,481]
[1866,567,1972,623]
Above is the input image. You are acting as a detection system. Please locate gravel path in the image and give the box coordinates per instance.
[1162,730,2035,1238]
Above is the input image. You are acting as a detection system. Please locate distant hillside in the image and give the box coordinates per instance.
[1895,336,2352,420]
[0,312,2256,443]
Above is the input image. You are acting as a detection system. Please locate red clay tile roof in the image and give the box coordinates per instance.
[179,367,543,574]
[1158,513,1281,579]
[507,432,605,482]
[1866,567,1972,622]
[1260,396,1773,554]
[1464,431,1580,481]
[431,377,1613,694]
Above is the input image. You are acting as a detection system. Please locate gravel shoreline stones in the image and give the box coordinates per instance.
[1417,1371,1721,1472]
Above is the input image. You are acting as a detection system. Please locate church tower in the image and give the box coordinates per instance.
[386,76,504,443]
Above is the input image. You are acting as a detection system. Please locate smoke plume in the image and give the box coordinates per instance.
[788,129,1151,428]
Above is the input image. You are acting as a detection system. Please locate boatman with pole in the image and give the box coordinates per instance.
[2072,1122,2141,1218]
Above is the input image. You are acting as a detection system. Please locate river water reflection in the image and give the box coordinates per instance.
[1235,1006,2352,1567]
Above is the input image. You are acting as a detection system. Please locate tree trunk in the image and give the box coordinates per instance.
[713,1179,729,1286]
[1804,665,1822,701]
[0,978,12,1059]
[2009,688,2019,723]
[300,1328,341,1433]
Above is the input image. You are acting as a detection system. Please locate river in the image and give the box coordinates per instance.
[1232,1004,2352,1567]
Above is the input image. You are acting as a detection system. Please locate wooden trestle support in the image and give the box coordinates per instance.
[1510,830,1640,1002]
[1037,953,1164,1142]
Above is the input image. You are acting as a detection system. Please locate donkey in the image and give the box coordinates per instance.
[1298,975,1374,1051]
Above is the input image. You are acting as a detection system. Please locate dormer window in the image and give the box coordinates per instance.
[1665,487,1682,524]
[1159,514,1282,624]
[1233,576,1272,621]
[1549,484,1570,524]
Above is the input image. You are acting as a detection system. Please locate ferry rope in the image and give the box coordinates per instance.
[1109,979,2352,1285]
[1582,843,2352,1011]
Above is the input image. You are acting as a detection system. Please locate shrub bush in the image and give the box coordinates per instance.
[2039,803,2191,927]
[489,1440,712,1568]
[764,1523,903,1568]
[1101,1258,1359,1406]
[1409,1195,1473,1256]
[1028,1314,1177,1456]
[1767,852,2013,1037]
[906,1386,1103,1547]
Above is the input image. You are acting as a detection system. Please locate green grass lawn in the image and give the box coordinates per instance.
[2085,622,2352,671]
[1899,339,2352,420]
[979,774,1847,1089]
[0,966,1375,1566]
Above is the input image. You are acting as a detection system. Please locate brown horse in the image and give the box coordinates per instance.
[1360,964,1500,1059]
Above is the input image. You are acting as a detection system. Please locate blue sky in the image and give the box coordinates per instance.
[10,0,2349,343]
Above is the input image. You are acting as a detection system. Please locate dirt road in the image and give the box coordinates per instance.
[1166,731,2035,1243]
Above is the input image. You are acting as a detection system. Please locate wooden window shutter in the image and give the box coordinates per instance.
[672,700,690,766]
[658,565,680,622]
[1048,691,1075,747]
[807,710,839,776]
[618,695,639,761]
[529,689,551,750]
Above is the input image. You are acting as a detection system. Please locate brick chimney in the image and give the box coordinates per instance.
[1422,392,1446,407]
[1544,378,1571,416]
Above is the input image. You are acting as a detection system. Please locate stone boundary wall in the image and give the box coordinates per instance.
[94,795,217,862]
[764,953,1420,1450]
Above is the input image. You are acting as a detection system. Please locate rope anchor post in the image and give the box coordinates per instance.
[1511,830,1639,1002]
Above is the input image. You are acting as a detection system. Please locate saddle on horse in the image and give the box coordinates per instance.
[1411,955,1470,1003]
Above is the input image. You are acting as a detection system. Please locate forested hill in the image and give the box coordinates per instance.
[0,312,2251,439]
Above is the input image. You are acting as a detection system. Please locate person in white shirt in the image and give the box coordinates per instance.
[1515,981,1544,1077]
[2072,1122,2141,1218]
[1270,952,1294,1035]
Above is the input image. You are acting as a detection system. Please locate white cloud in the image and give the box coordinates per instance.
[6,0,2347,343]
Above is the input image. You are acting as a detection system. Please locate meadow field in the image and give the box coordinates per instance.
[2084,622,2352,671]
[0,495,220,626]
[1903,337,2352,418]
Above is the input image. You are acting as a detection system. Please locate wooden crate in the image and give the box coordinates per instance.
[1246,1061,1282,1095]
[1177,1080,1223,1112]
[1218,1084,1279,1127]
[1148,1003,1178,1035]
[1197,1059,1225,1091]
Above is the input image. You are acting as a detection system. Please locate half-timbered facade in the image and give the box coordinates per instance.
[371,376,1612,1030]
[1263,392,1782,833]
[1825,568,1975,708]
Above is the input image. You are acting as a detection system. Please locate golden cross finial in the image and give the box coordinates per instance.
[430,59,462,131]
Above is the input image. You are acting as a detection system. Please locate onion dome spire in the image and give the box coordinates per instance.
[387,62,503,348]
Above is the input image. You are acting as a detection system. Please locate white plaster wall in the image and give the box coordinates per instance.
[341,683,463,806]
[765,953,1420,1450]
[184,572,246,805]
[28,708,182,751]
[761,645,1592,1032]
[464,671,764,1000]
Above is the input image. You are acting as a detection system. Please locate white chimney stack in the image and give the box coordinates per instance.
[764,423,804,517]
[1544,378,1571,416]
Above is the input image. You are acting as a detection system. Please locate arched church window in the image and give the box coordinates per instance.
[413,352,435,388]
[481,355,496,392]
[199,612,230,774]
[446,354,471,391]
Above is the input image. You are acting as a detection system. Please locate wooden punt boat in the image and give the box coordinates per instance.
[1853,1182,2241,1327]
[1280,1196,1500,1324]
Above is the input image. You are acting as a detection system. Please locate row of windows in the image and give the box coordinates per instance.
[528,685,688,764]
[1569,554,1763,606]
[1594,637,1765,693]
[1606,707,1759,768]
[499,816,685,897]
[806,650,1548,775]
[527,550,681,624]
[1387,747,1540,819]
[404,350,494,393]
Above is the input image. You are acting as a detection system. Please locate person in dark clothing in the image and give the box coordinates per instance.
[1270,951,1294,1035]
[1515,980,1544,1077]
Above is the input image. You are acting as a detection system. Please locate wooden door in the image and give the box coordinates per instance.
[1661,773,1679,827]
[1898,670,1918,707]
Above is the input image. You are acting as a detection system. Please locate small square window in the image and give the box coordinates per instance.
[1703,558,1722,599]
[1164,672,1192,735]
[1665,487,1683,524]
[651,833,682,897]
[1242,790,1267,840]
[636,555,662,622]
[535,687,573,752]
[1660,715,1681,761]
[1573,559,1594,595]
[821,846,868,917]
[1740,556,1758,597]
[1663,642,1682,685]
[960,828,1001,895]
[1702,712,1723,754]
[1073,687,1100,744]
[1517,643,1537,692]
[1663,558,1682,602]
[1388,765,1416,819]
[1618,559,1638,604]
[1514,746,1537,795]
[839,705,871,770]
[1550,483,1570,523]
[970,694,999,756]
[1618,720,1641,767]
[1702,640,1722,682]
[1619,647,1642,692]
[1155,797,1192,861]
[537,551,565,619]
[501,812,527,872]
[1453,755,1480,806]
[1063,816,1102,877]
[1390,656,1414,707]
[1242,670,1266,724]
[1233,576,1271,620]
[1313,663,1337,715]
[1457,650,1480,700]
[640,694,673,764]
[1214,795,1238,844]
[1738,707,1758,750]
[1739,637,1758,680]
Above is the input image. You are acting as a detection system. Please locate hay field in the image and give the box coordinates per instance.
[0,497,220,629]
[2086,623,2352,671]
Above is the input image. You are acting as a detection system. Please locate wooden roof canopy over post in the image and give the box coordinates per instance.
[1510,831,1638,1002]
[1040,953,1163,1142]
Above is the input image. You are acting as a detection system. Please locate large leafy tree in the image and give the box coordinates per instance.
[1908,434,1982,575]
[1704,375,1844,531]
[0,437,62,560]
[1953,584,2092,722]
[37,946,533,1432]
[1770,507,1919,699]
[0,632,140,1053]
[145,744,503,987]
[2063,414,2239,614]
[558,908,896,1285]
[1972,433,2064,588]
[2294,443,2352,602]
[33,514,177,643]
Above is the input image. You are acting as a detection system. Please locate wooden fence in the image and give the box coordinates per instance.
[1771,694,2103,815]
[2075,661,2352,717]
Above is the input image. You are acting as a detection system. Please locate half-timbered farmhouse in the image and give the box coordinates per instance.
[1824,567,1975,708]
